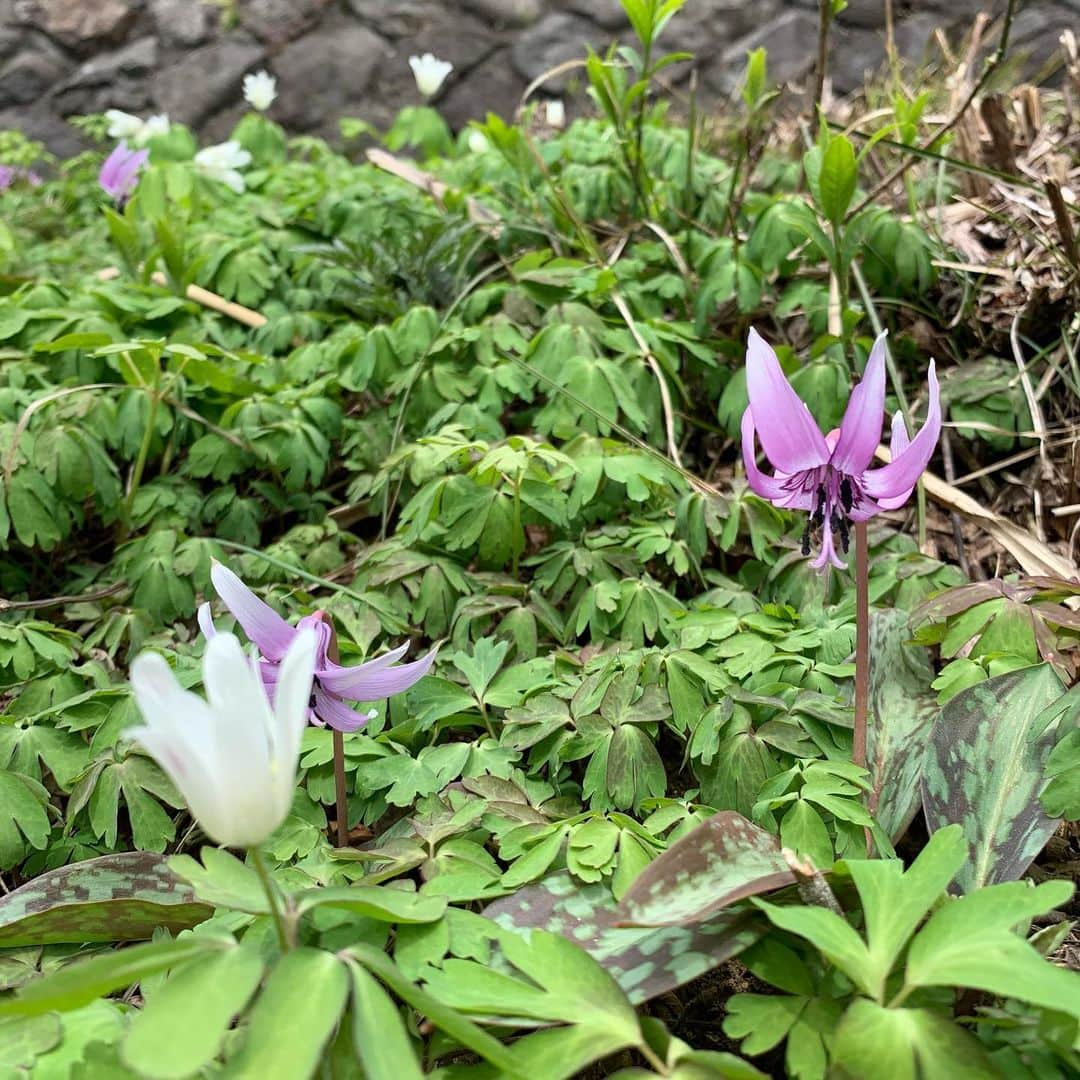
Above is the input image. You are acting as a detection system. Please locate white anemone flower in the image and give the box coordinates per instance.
[243,70,277,112]
[129,630,316,849]
[545,99,566,129]
[409,53,453,98]
[194,140,253,194]
[138,114,171,144]
[105,109,144,141]
[467,129,489,154]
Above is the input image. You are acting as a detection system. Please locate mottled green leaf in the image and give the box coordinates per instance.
[865,609,938,839]
[921,664,1068,892]
[0,852,212,947]
[484,872,761,1004]
[615,811,795,926]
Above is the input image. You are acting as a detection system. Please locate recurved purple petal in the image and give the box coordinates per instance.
[888,410,910,458]
[740,408,799,505]
[317,646,437,701]
[312,685,375,732]
[745,328,829,474]
[210,561,295,661]
[197,602,217,641]
[830,332,887,475]
[861,361,941,506]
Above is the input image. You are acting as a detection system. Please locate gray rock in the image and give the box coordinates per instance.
[345,1,447,39]
[63,35,157,89]
[0,102,87,155]
[462,0,544,25]
[271,20,387,132]
[237,0,333,44]
[0,26,20,62]
[714,10,819,93]
[13,0,139,52]
[893,12,942,65]
[150,0,212,46]
[0,33,69,107]
[512,12,599,88]
[665,0,784,52]
[439,43,527,126]
[153,34,265,125]
[829,25,884,93]
[836,0,890,30]
[566,0,626,30]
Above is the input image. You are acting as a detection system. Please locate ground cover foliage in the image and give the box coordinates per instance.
[0,2,1079,1076]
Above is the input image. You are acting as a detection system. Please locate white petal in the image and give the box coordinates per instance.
[270,628,316,801]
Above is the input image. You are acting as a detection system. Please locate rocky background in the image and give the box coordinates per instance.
[0,0,1073,156]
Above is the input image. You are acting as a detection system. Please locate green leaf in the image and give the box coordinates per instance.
[0,852,212,947]
[346,959,424,1080]
[841,825,967,1000]
[904,878,1079,1017]
[0,769,51,868]
[831,1000,996,1079]
[347,942,526,1076]
[122,946,264,1079]
[294,885,447,923]
[752,898,875,997]
[167,847,268,914]
[865,609,939,839]
[616,811,795,926]
[0,938,226,1017]
[225,948,349,1079]
[485,871,762,1004]
[921,664,1068,891]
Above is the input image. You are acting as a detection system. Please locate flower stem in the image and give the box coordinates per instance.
[332,729,349,848]
[250,847,290,953]
[853,520,869,773]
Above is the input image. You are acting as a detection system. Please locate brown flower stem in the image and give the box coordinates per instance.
[315,611,350,849]
[853,521,869,773]
[332,730,349,848]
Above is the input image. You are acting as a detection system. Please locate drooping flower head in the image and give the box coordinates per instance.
[129,629,316,848]
[243,70,277,112]
[98,141,149,205]
[194,140,252,194]
[741,329,941,570]
[409,53,453,98]
[199,562,437,732]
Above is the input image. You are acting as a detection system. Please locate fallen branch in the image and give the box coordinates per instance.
[97,267,267,328]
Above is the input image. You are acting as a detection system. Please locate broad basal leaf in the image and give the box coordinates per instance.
[615,811,795,926]
[865,609,938,840]
[921,664,1068,892]
[484,872,762,1004]
[0,852,212,947]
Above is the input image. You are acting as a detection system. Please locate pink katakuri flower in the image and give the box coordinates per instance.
[740,328,941,570]
[198,562,437,732]
[98,141,149,204]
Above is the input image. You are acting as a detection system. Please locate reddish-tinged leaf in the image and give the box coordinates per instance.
[614,811,795,927]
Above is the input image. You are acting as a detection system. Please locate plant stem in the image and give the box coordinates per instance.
[511,475,522,579]
[813,0,833,115]
[853,520,869,773]
[122,381,160,536]
[332,729,349,847]
[250,847,291,953]
[319,614,350,849]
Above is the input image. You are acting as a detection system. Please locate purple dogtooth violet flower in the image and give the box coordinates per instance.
[98,141,149,205]
[198,561,437,733]
[740,328,941,570]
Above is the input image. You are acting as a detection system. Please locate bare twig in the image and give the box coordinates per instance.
[782,849,843,914]
[98,267,268,328]
[0,581,126,613]
[847,0,1018,218]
